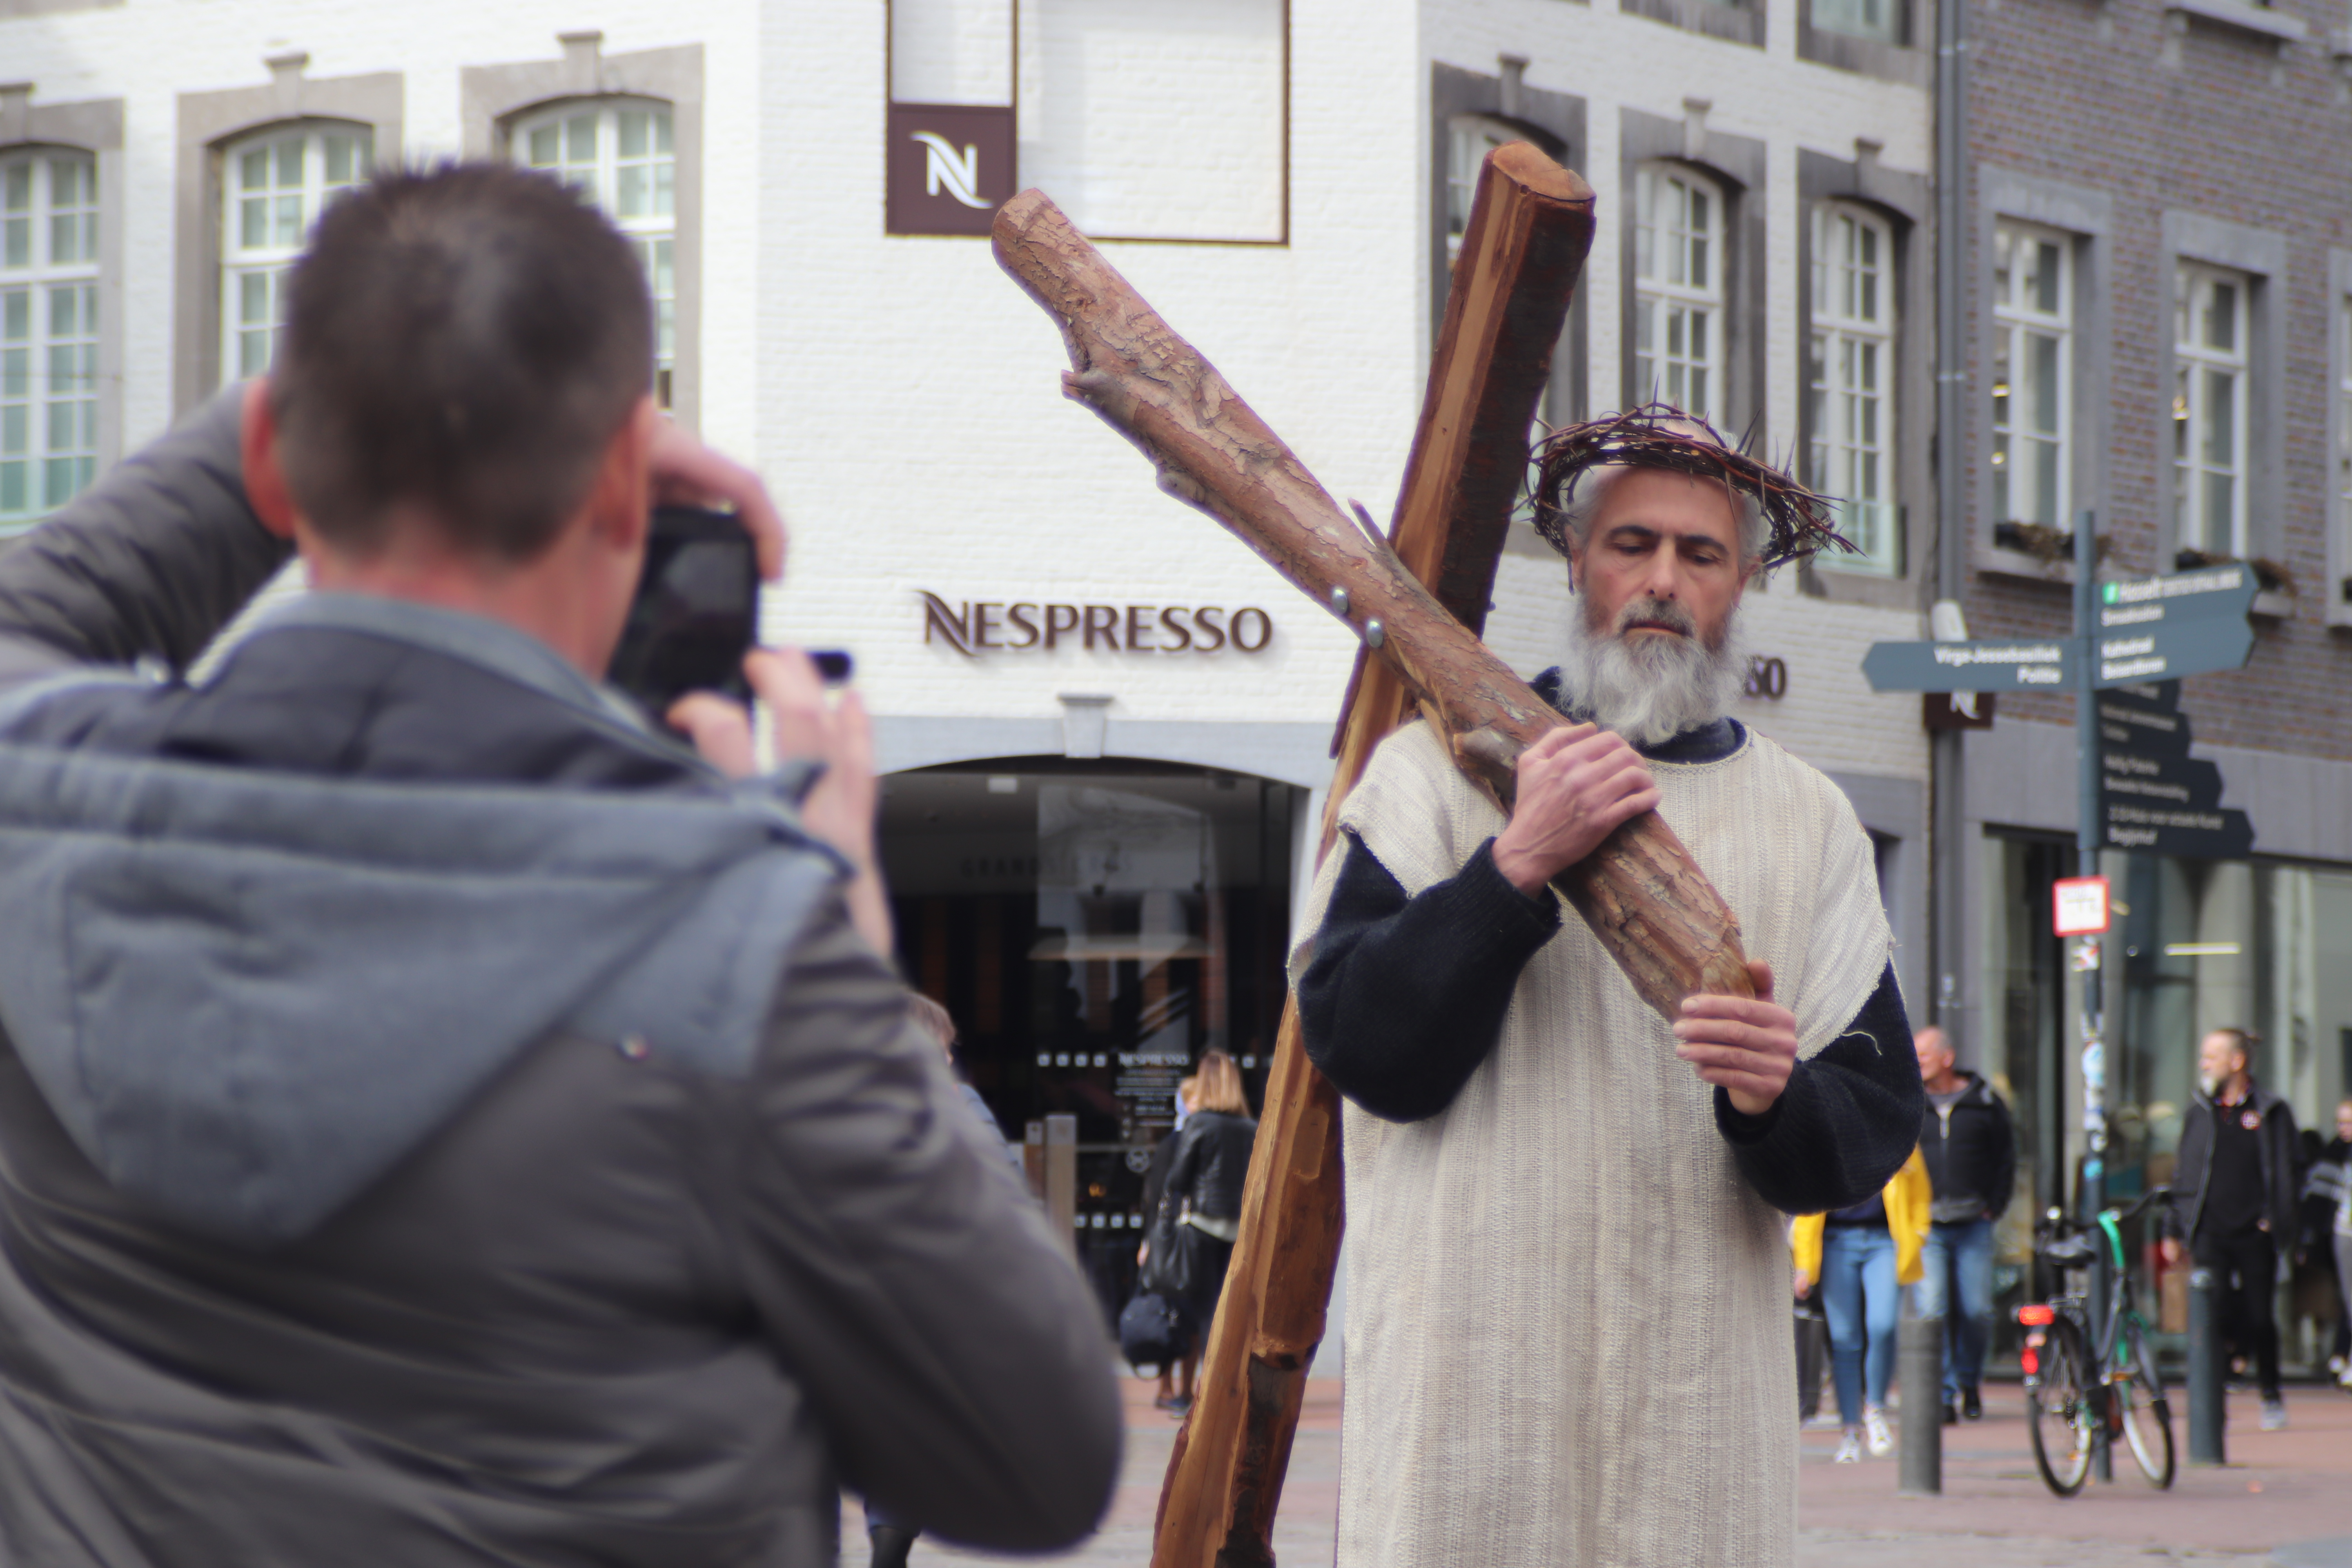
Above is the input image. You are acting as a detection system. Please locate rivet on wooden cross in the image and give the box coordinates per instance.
[992,142,1754,1568]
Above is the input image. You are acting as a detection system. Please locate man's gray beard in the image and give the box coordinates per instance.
[1557,594,1745,748]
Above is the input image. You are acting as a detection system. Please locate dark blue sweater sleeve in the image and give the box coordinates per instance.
[1297,831,1561,1123]
[1713,964,1924,1215]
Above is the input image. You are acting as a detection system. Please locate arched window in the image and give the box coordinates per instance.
[1445,116,1521,266]
[1632,164,1724,424]
[1,147,100,526]
[219,123,371,383]
[1808,202,1898,573]
[514,100,675,408]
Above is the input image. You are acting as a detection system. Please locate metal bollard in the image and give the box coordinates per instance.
[1043,1114,1079,1258]
[2186,1265,2225,1466]
[1897,1308,1944,1495]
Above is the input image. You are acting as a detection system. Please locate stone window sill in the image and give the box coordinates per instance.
[1976,542,2079,588]
[2164,0,2309,44]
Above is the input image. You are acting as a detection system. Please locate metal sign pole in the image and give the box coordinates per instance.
[2072,511,2112,1483]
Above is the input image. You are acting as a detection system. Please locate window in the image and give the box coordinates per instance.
[1,149,100,528]
[2339,292,2352,601]
[1991,221,2071,531]
[1808,204,1897,573]
[220,125,370,384]
[1633,165,1724,423]
[1446,117,1517,266]
[2174,263,2249,557]
[516,101,675,408]
[1811,0,1901,40]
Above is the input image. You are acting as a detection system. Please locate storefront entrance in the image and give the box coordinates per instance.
[880,759,1304,1316]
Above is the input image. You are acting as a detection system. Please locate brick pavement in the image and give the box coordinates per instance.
[847,1377,2352,1566]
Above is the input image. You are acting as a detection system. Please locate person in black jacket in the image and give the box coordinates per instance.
[2162,1027,2299,1430]
[0,164,1120,1564]
[1913,1026,2016,1423]
[1142,1051,1258,1413]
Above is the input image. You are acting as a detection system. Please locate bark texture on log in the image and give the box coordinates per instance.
[991,183,1754,1024]
[993,148,1750,1568]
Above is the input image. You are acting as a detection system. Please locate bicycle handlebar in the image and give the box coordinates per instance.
[2036,1185,2171,1245]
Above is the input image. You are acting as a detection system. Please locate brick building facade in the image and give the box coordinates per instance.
[1945,0,2352,1365]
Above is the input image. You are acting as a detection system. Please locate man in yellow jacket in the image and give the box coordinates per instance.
[1794,1149,1930,1463]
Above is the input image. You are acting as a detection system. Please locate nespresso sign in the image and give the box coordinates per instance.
[918,591,1275,657]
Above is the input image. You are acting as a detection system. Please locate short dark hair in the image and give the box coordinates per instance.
[269,162,653,561]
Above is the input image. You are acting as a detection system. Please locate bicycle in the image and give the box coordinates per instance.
[2016,1184,2174,1497]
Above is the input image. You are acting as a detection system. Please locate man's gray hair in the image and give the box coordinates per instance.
[1552,463,1769,566]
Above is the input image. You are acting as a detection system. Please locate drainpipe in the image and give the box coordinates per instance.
[1931,0,1970,1044]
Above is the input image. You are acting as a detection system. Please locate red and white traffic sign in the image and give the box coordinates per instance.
[2053,876,2110,936]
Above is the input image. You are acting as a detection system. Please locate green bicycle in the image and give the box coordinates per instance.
[2016,1185,2174,1497]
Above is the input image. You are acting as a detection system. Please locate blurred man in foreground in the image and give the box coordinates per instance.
[0,163,1118,1564]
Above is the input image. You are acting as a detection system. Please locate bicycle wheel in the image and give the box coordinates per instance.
[2027,1317,2094,1497]
[2116,1321,2175,1490]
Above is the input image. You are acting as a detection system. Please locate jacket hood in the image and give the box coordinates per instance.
[0,602,844,1249]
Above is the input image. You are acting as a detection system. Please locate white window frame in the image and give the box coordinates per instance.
[1809,202,1897,574]
[1990,219,2073,532]
[513,98,676,409]
[2173,261,2251,558]
[1445,116,1518,267]
[218,123,371,386]
[1632,163,1725,425]
[1,146,101,530]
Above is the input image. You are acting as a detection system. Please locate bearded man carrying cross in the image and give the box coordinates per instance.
[1293,412,1925,1568]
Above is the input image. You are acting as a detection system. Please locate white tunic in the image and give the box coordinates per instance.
[1292,720,1893,1568]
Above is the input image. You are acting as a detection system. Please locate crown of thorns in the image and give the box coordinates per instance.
[1530,403,1854,568]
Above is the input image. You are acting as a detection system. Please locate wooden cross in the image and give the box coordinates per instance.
[993,143,1751,1568]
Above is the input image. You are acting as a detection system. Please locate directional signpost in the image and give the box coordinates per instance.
[1862,531,2259,861]
[2096,681,2252,859]
[1865,516,2261,1434]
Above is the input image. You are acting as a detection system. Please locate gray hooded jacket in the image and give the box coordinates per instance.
[0,392,1121,1564]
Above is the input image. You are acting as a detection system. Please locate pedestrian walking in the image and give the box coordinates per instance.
[1794,1147,1931,1462]
[2303,1099,2352,1389]
[1140,1051,1257,1413]
[2162,1027,2300,1431]
[1913,1025,2016,1423]
[1139,1077,1200,1412]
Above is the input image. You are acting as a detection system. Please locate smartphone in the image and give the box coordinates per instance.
[608,506,759,718]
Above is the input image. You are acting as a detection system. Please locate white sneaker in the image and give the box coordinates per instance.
[1864,1406,1894,1456]
[2260,1398,2287,1432]
[1834,1431,1863,1464]
[2338,1363,2352,1390]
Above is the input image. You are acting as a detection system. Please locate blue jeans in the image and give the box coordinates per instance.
[1915,1217,1996,1401]
[1819,1224,1900,1428]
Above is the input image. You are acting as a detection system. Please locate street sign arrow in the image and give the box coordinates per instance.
[2096,694,2191,757]
[2101,799,2254,858]
[2095,564,2258,628]
[2091,617,2255,687]
[2099,747,2226,811]
[1863,637,2073,693]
